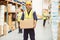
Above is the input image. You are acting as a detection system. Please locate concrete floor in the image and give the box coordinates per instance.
[0,20,53,40]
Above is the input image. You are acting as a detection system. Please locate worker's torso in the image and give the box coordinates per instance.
[24,10,33,19]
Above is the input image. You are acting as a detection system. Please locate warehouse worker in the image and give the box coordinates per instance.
[21,1,37,40]
[42,9,48,27]
[17,5,23,33]
[43,15,47,27]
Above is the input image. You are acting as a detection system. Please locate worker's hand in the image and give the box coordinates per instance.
[33,20,37,28]
[33,26,36,28]
[34,20,37,23]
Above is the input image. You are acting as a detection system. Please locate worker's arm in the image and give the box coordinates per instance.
[33,12,37,21]
[33,12,37,28]
[21,13,24,20]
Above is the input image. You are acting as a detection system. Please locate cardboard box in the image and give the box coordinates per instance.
[8,4,15,12]
[3,23,9,35]
[58,22,60,40]
[0,5,5,26]
[20,19,36,29]
[11,21,15,31]
[8,14,12,25]
[0,25,3,36]
[6,0,13,1]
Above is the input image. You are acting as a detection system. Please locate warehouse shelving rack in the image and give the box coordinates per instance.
[0,0,21,31]
[58,1,60,40]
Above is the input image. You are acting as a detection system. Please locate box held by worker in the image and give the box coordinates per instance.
[20,19,36,29]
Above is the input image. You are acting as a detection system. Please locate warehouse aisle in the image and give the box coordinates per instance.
[0,20,53,40]
[35,20,53,40]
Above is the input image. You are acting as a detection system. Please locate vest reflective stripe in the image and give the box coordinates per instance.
[17,12,22,21]
[24,10,33,19]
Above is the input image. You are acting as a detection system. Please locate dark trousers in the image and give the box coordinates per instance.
[18,22,22,33]
[24,29,35,40]
[43,19,46,26]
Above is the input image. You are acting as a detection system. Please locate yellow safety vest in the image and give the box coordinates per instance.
[43,13,47,20]
[17,12,22,22]
[43,16,47,20]
[24,10,33,19]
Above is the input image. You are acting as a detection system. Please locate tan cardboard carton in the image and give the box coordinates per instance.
[58,22,60,40]
[11,21,15,31]
[20,19,36,29]
[3,23,9,35]
[7,4,15,12]
[0,25,3,36]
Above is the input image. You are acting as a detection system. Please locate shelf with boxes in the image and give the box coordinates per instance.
[0,0,21,12]
[58,2,60,40]
[0,0,21,36]
[0,0,21,6]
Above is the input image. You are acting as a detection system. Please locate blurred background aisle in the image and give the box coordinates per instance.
[0,0,60,40]
[0,20,53,40]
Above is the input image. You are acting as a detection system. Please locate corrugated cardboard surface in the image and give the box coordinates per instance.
[11,21,16,31]
[58,22,60,40]
[0,25,3,36]
[8,14,12,30]
[8,4,15,12]
[20,19,36,29]
[3,23,9,35]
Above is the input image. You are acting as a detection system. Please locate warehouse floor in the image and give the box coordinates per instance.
[0,20,53,40]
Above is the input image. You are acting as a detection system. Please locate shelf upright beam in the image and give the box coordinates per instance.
[6,1,8,24]
[15,2,18,29]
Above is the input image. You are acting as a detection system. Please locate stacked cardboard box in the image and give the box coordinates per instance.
[58,22,60,40]
[8,4,16,12]
[0,5,5,36]
[20,19,36,29]
[4,6,7,12]
[6,0,13,1]
[8,13,16,31]
[0,5,5,26]
[3,23,9,35]
[0,25,3,36]
[8,13,12,30]
[11,5,16,12]
[11,21,16,31]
